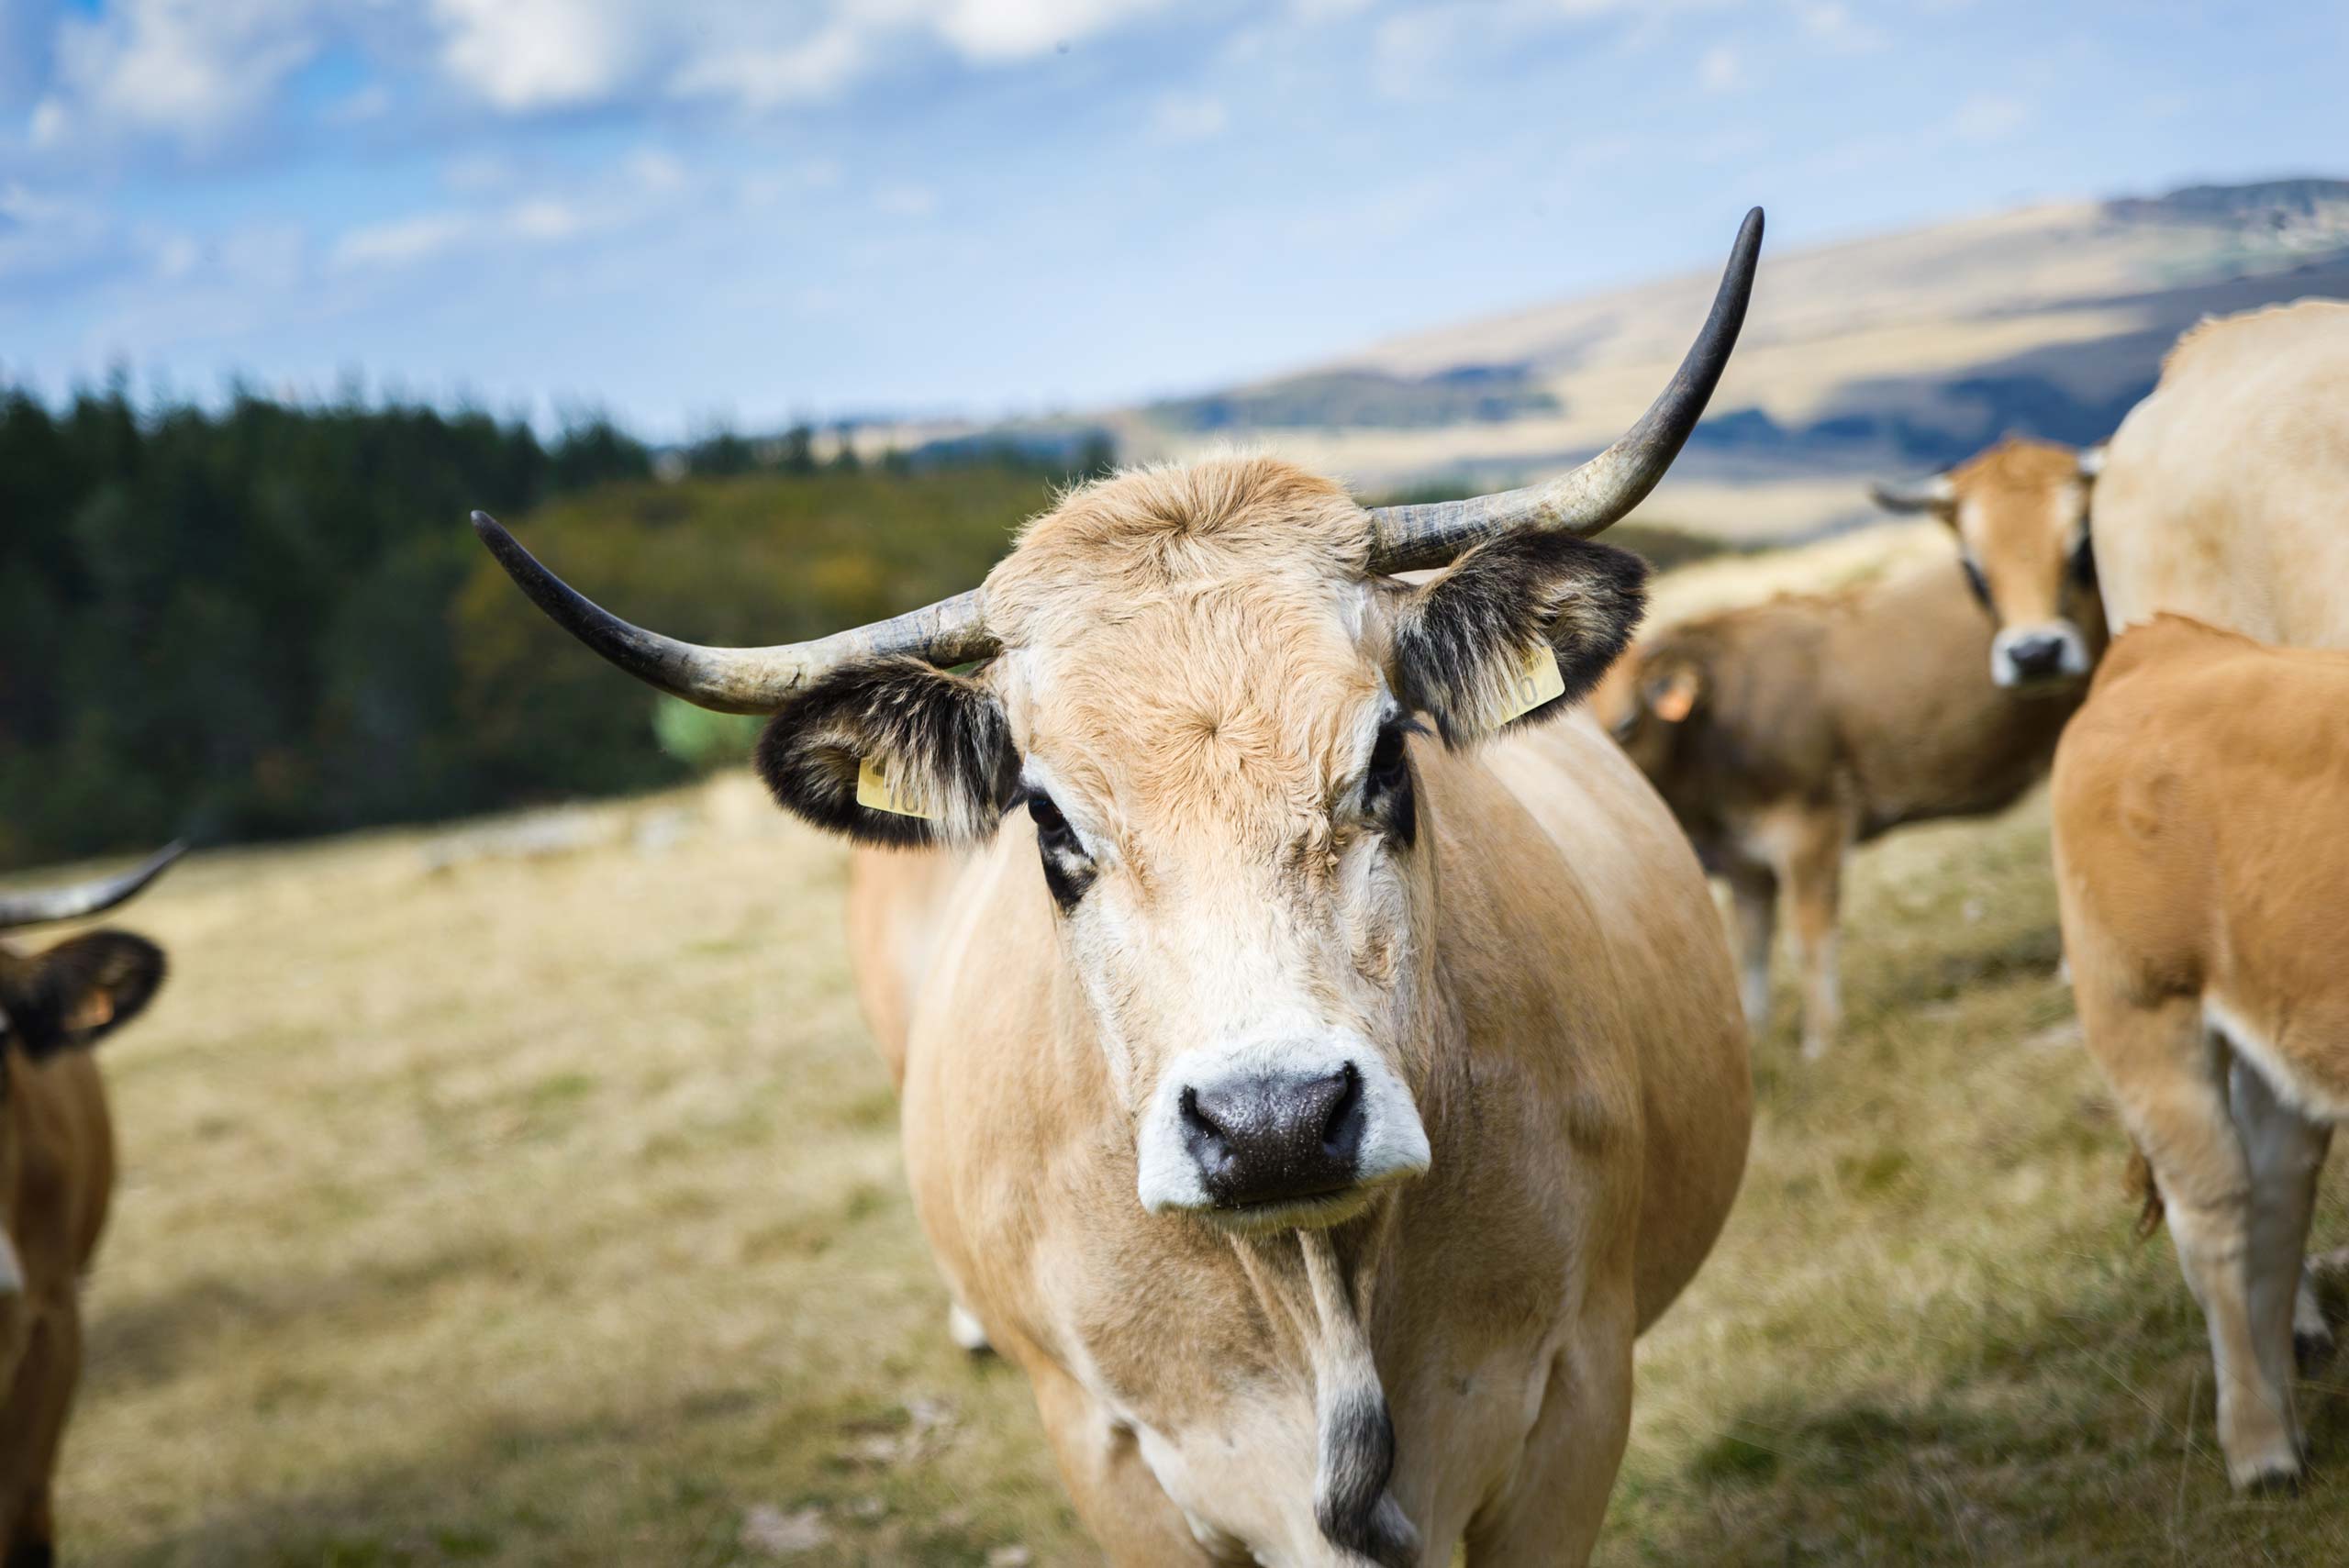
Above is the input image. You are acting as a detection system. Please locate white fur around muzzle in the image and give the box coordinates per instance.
[1135,1034,1431,1220]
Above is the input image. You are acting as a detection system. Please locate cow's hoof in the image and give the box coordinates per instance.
[2229,1450,2306,1497]
[948,1302,994,1357]
[5,1538,55,1568]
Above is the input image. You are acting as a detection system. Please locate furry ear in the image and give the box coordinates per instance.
[1388,531,1649,747]
[755,657,1019,847]
[1645,663,1702,723]
[3,931,168,1060]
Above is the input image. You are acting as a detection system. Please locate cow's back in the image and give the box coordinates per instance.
[1817,563,2081,830]
[2095,300,2349,648]
[1479,708,1752,1329]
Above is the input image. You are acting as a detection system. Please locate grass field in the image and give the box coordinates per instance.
[31,724,2349,1564]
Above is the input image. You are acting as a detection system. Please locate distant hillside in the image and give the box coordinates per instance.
[1101,177,2349,539]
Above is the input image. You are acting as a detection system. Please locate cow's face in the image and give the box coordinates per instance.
[1873,437,2106,691]
[0,930,165,1363]
[758,458,1646,1230]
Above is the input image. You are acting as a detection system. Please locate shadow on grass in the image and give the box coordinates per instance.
[90,1380,1052,1568]
[1611,1251,2349,1567]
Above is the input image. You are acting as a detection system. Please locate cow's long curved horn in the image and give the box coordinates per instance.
[0,842,184,930]
[1364,206,1764,573]
[470,512,996,715]
[1868,474,1957,514]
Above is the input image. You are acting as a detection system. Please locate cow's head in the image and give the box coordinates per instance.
[1871,436,2106,691]
[0,846,177,1356]
[1587,638,1703,784]
[473,210,1762,1233]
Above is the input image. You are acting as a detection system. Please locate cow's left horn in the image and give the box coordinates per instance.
[1364,206,1764,573]
[0,842,184,929]
[470,512,998,715]
[1867,474,1957,514]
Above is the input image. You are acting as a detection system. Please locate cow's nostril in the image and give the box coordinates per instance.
[1179,1084,1229,1159]
[1322,1063,1365,1161]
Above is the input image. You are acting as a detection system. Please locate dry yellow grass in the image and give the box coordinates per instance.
[22,695,2349,1565]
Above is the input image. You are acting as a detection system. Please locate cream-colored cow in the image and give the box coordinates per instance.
[2053,617,2347,1491]
[476,214,1763,1564]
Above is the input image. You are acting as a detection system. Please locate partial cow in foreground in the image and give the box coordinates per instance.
[0,846,179,1566]
[2053,617,2347,1492]
[1595,454,2102,1057]
[476,212,1763,1564]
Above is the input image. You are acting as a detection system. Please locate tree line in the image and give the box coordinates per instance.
[0,384,1089,869]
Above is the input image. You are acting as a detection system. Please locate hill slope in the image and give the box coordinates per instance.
[1115,178,2349,539]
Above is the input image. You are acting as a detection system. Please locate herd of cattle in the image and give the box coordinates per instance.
[6,206,2349,1562]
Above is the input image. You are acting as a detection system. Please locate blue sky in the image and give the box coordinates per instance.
[0,0,2341,437]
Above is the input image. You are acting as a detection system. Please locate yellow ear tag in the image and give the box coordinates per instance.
[1486,643,1567,728]
[856,755,940,820]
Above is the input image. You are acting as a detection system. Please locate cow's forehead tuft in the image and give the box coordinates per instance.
[988,455,1370,628]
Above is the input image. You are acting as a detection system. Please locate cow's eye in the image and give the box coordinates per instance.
[1960,556,1993,610]
[1366,724,1409,795]
[1028,791,1074,848]
[2068,531,2098,588]
[1026,790,1094,907]
[1363,720,1418,847]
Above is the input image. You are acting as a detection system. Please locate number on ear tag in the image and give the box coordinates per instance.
[856,755,940,820]
[1486,643,1566,728]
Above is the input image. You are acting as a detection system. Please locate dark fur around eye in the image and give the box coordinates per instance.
[2068,530,2098,588]
[1363,719,1421,847]
[1024,789,1096,908]
[1961,556,1993,609]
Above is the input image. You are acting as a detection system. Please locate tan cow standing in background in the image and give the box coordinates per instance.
[0,846,179,1567]
[2053,618,2349,1491]
[476,214,1762,1565]
[1598,439,2104,1058]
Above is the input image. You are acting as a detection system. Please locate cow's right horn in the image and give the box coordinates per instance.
[1364,206,1764,573]
[0,842,185,930]
[470,512,999,715]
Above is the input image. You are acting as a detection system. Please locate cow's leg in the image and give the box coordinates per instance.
[0,1305,78,1568]
[2294,1268,2335,1373]
[1462,1296,1634,1567]
[2229,1057,2332,1434]
[1028,1361,1220,1565]
[946,1299,993,1356]
[2081,992,2297,1489]
[1777,810,1846,1061]
[1723,857,1777,1032]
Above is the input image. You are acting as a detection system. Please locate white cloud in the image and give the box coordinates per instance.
[874,183,938,218]
[1698,43,1741,92]
[34,0,320,149]
[333,211,474,271]
[667,21,868,110]
[1790,0,1886,52]
[625,148,688,192]
[1947,92,2029,143]
[1150,91,1227,143]
[924,0,1166,61]
[429,0,650,113]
